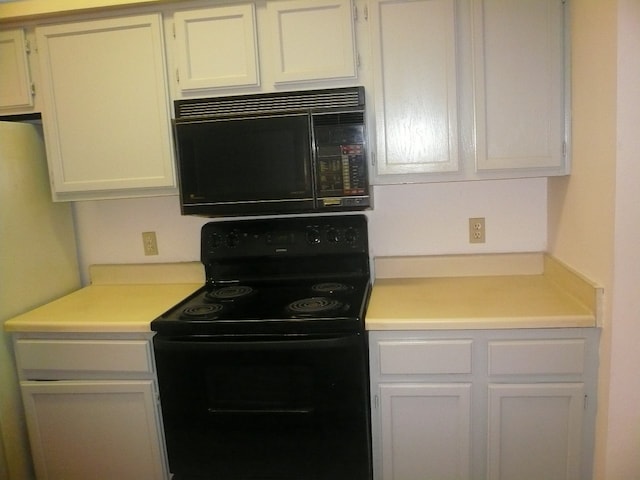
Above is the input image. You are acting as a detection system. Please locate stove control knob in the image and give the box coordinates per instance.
[206,233,222,250]
[344,227,359,244]
[226,231,240,248]
[306,227,321,245]
[326,227,340,243]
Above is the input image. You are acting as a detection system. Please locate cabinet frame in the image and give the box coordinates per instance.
[266,0,357,83]
[0,29,34,110]
[369,328,599,480]
[35,13,176,200]
[14,332,169,480]
[173,4,260,92]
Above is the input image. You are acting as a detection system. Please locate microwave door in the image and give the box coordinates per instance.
[175,114,315,216]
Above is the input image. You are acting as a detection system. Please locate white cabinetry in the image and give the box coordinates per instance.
[35,14,176,201]
[370,0,568,183]
[14,335,169,480]
[266,0,357,84]
[369,0,459,176]
[0,29,34,112]
[473,0,565,172]
[173,4,259,93]
[369,329,598,480]
[169,0,358,97]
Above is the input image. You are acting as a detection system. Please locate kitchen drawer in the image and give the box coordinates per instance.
[378,339,473,375]
[15,339,154,379]
[488,339,586,376]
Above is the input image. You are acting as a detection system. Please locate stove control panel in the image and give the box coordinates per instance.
[201,215,368,260]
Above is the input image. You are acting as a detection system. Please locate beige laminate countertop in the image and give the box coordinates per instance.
[4,262,204,333]
[366,253,602,330]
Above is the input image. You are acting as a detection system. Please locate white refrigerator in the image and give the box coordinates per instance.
[0,121,80,479]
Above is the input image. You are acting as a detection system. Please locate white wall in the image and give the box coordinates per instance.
[73,177,547,283]
[548,1,640,478]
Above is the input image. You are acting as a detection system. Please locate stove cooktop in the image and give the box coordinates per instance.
[150,277,370,336]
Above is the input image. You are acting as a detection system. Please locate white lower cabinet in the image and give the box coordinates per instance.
[486,383,584,480]
[14,335,168,480]
[378,383,471,479]
[369,329,599,480]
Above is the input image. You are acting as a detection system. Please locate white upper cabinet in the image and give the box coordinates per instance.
[266,0,357,84]
[370,0,569,183]
[473,0,566,172]
[173,4,260,92]
[0,29,34,111]
[36,14,176,201]
[370,0,459,176]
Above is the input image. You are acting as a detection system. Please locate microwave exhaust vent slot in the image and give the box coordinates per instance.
[313,111,365,126]
[176,87,365,119]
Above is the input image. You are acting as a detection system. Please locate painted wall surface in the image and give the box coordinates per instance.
[548,0,640,478]
[73,178,547,283]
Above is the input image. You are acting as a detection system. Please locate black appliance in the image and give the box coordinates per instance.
[151,214,372,480]
[173,87,371,217]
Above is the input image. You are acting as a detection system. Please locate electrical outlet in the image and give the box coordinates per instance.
[142,231,159,256]
[469,217,485,244]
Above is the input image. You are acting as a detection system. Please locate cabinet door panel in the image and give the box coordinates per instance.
[371,0,459,175]
[378,383,471,479]
[473,0,565,171]
[267,0,356,83]
[174,5,259,91]
[36,14,175,199]
[21,380,167,480]
[0,29,33,109]
[487,383,583,480]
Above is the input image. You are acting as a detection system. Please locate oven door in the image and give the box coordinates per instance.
[153,333,372,480]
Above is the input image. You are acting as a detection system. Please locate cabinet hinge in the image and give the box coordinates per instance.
[25,39,31,55]
[176,68,180,83]
[31,83,36,97]
[356,52,361,68]
[172,21,176,39]
[353,3,358,21]
[584,394,588,410]
[371,151,376,166]
[563,141,567,158]
[364,4,369,20]
[374,394,379,409]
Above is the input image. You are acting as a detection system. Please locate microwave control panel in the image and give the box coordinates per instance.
[314,123,368,198]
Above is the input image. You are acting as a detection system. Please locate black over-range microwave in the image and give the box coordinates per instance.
[173,87,371,217]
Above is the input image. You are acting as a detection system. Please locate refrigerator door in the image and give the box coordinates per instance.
[0,121,80,479]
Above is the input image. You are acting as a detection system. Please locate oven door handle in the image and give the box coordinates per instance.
[153,333,362,352]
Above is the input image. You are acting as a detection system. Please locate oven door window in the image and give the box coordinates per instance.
[154,334,371,480]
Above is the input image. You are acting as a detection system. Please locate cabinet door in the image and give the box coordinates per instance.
[487,383,584,480]
[377,383,471,480]
[0,29,33,110]
[36,14,176,200]
[173,4,259,92]
[21,380,168,480]
[370,0,459,176]
[267,0,356,83]
[473,0,566,172]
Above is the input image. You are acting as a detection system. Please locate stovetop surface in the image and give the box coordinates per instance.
[151,276,371,336]
[152,215,371,336]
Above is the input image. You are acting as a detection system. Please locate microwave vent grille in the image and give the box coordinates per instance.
[176,87,364,119]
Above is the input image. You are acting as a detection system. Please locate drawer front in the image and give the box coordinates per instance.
[15,339,153,378]
[488,339,586,376]
[378,340,473,375]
